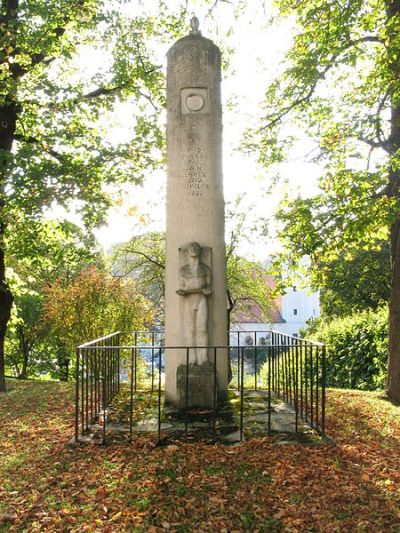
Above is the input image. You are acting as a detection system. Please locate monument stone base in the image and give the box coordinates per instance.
[176,364,216,410]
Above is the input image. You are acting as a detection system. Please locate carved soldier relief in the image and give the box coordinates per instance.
[176,242,212,365]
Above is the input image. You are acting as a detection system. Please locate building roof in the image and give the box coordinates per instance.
[232,275,286,324]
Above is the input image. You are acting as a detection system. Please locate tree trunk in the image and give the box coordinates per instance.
[386,107,400,401]
[226,289,234,332]
[387,218,400,401]
[19,350,29,380]
[57,351,70,381]
[0,102,17,393]
[0,247,13,393]
[385,0,400,402]
[17,329,30,380]
[64,357,70,382]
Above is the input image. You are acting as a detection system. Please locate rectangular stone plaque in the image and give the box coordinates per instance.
[176,364,216,409]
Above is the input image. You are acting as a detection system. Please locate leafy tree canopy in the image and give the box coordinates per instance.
[1,0,183,227]
[319,242,391,317]
[112,231,165,316]
[42,265,154,350]
[247,0,398,264]
[248,0,400,399]
[5,217,102,379]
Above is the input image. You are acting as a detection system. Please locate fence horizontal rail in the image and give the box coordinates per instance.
[78,331,121,349]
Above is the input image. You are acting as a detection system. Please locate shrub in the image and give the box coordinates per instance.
[308,306,388,390]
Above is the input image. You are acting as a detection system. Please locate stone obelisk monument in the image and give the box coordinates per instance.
[165,17,228,406]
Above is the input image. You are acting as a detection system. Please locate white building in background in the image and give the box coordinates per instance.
[281,285,320,336]
[231,279,320,343]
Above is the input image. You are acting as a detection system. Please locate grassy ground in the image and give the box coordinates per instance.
[0,380,399,532]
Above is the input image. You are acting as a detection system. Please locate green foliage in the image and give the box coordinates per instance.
[112,231,165,317]
[3,218,102,379]
[4,278,50,378]
[227,253,272,324]
[319,243,390,317]
[307,307,388,391]
[225,195,274,325]
[0,0,187,390]
[249,0,399,397]
[1,0,183,226]
[250,0,399,290]
[42,266,154,373]
[7,216,101,282]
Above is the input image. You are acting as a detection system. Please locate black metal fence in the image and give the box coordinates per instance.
[75,330,326,444]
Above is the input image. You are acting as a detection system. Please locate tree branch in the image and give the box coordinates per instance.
[120,249,165,270]
[82,83,160,110]
[21,78,161,111]
[357,136,388,151]
[261,35,384,130]
[375,90,390,145]
[14,133,64,162]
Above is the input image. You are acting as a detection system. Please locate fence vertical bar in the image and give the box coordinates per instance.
[267,345,271,433]
[105,339,113,402]
[98,345,102,417]
[213,347,217,438]
[300,341,304,420]
[117,333,121,394]
[75,348,80,442]
[237,331,240,391]
[240,347,245,441]
[284,345,288,403]
[289,345,294,405]
[115,339,117,396]
[151,332,155,393]
[294,340,299,433]
[111,337,114,398]
[102,345,107,445]
[310,344,314,429]
[286,344,290,404]
[321,345,326,435]
[254,331,258,391]
[271,332,276,392]
[134,346,137,392]
[85,349,89,431]
[316,346,319,432]
[94,346,98,420]
[304,343,310,421]
[90,348,93,425]
[157,347,162,444]
[129,347,134,443]
[276,334,280,398]
[106,344,109,404]
[81,345,85,434]
[293,343,297,410]
[185,348,189,438]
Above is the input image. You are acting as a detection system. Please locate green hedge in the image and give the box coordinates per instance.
[308,306,388,390]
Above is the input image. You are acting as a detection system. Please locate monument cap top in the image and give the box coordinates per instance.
[167,14,220,59]
[190,15,201,35]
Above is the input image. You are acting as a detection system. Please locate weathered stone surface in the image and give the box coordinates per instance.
[165,21,228,405]
[176,364,216,409]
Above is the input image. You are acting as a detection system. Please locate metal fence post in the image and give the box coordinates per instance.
[185,348,189,438]
[157,347,162,444]
[75,348,80,443]
[102,345,107,445]
[129,347,134,443]
[240,347,245,441]
[322,344,326,435]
